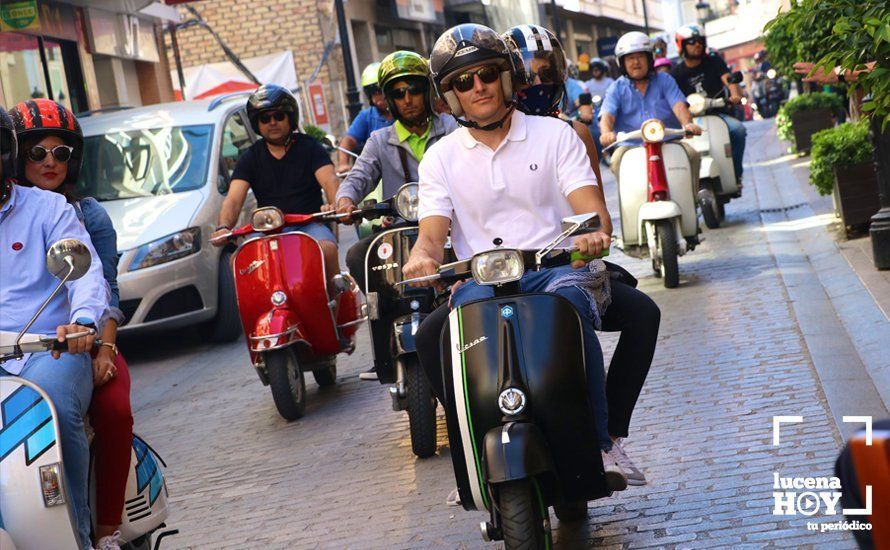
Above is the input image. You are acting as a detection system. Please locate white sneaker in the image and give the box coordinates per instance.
[608,439,647,486]
[96,531,122,550]
[358,367,378,381]
[446,487,462,506]
[601,449,628,491]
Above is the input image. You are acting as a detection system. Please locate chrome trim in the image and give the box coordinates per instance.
[337,317,368,329]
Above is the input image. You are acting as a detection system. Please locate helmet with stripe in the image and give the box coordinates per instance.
[502,24,567,116]
[10,99,83,186]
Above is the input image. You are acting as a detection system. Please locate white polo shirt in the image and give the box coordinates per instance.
[418,109,598,260]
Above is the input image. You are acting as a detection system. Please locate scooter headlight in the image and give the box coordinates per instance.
[39,463,66,507]
[251,207,284,232]
[687,93,706,116]
[766,68,777,80]
[394,183,419,222]
[471,249,524,286]
[498,388,527,416]
[642,119,665,143]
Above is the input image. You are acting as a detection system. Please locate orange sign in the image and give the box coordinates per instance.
[309,83,328,126]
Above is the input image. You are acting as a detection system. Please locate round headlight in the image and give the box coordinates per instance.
[767,68,777,80]
[251,207,284,232]
[498,388,527,416]
[394,183,419,222]
[687,93,706,115]
[642,119,666,143]
[471,249,524,286]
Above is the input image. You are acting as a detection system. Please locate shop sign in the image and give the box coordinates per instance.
[0,1,41,32]
[309,83,329,126]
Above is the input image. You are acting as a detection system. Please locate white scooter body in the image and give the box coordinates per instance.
[686,95,740,197]
[616,141,698,249]
[1,373,171,549]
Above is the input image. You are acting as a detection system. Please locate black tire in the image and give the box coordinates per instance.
[266,349,306,421]
[499,480,548,550]
[206,250,242,343]
[553,500,588,522]
[405,355,437,458]
[717,198,726,220]
[122,535,151,550]
[656,221,680,289]
[312,358,337,387]
[700,183,721,229]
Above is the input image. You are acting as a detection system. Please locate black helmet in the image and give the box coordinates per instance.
[0,106,16,180]
[503,24,567,116]
[10,99,84,186]
[246,84,299,134]
[430,23,515,118]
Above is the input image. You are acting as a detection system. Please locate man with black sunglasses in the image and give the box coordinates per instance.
[211,84,343,291]
[671,24,747,182]
[335,51,457,380]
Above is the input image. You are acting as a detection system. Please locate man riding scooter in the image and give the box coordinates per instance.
[335,51,458,381]
[336,62,395,172]
[670,24,746,183]
[210,85,343,290]
[0,106,109,550]
[599,31,702,178]
[404,23,642,491]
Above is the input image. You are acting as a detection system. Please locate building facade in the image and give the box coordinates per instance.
[0,0,178,113]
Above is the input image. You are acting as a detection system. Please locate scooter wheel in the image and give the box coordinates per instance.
[405,355,437,458]
[266,349,306,421]
[498,480,549,550]
[656,221,680,289]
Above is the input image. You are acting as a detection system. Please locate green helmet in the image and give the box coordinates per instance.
[378,51,433,123]
[361,62,381,89]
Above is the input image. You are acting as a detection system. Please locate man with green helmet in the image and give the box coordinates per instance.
[336,62,395,172]
[335,50,458,380]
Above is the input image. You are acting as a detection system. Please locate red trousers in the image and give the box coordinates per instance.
[89,352,134,526]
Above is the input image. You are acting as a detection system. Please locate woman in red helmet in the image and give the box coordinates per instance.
[10,98,132,550]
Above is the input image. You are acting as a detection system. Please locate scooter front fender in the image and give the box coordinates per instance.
[249,308,306,353]
[638,200,682,222]
[700,156,719,179]
[483,422,555,484]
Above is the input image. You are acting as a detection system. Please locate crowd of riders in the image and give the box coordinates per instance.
[0,17,753,550]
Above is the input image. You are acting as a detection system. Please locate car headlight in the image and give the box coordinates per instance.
[251,207,284,232]
[642,119,665,143]
[129,227,201,271]
[394,183,419,222]
[471,249,524,286]
[687,93,706,115]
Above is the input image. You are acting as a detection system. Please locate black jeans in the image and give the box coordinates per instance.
[415,280,660,439]
[346,233,375,292]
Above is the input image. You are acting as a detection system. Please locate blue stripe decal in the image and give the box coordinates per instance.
[1,397,53,463]
[2,385,41,426]
[26,419,56,464]
[133,437,163,505]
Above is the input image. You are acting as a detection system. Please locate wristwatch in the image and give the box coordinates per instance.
[74,317,97,331]
[100,342,118,355]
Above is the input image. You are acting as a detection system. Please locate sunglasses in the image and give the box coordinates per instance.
[685,38,704,46]
[27,144,74,163]
[258,111,287,124]
[529,66,559,85]
[389,83,426,100]
[451,65,501,93]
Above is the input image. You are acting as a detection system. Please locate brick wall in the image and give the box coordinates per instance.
[165,0,348,134]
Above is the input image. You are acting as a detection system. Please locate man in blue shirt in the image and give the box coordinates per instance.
[598,32,701,179]
[336,62,395,172]
[0,108,109,548]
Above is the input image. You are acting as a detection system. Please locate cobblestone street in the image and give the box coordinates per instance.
[123,120,879,549]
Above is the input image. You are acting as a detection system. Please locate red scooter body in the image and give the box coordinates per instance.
[222,211,362,419]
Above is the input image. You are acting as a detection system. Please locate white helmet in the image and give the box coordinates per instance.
[615,31,653,61]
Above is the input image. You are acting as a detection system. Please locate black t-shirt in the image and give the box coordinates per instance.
[671,54,730,99]
[232,133,332,214]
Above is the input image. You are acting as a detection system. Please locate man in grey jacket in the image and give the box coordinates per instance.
[336,50,457,380]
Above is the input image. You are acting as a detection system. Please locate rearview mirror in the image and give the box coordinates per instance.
[46,239,91,282]
[728,71,744,84]
[560,213,601,236]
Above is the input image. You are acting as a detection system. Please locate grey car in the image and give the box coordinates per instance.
[76,94,258,339]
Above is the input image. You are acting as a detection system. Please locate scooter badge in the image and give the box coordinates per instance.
[500,305,514,318]
[377,242,393,260]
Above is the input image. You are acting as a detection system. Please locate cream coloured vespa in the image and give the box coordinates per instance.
[612,119,702,288]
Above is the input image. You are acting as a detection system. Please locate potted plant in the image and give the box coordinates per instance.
[777,92,844,153]
[809,120,877,233]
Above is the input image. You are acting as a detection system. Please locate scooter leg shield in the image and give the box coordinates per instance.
[483,422,555,484]
[112,435,169,543]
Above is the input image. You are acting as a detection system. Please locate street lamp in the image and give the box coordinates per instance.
[695,1,710,26]
[334,0,362,122]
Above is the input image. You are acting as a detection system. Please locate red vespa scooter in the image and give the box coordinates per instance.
[212,207,363,420]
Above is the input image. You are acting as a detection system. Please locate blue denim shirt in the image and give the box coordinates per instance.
[73,197,124,324]
[346,106,394,146]
[601,72,686,133]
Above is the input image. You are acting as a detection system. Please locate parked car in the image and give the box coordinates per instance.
[75,94,259,340]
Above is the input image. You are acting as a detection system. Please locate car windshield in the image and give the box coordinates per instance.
[76,124,213,201]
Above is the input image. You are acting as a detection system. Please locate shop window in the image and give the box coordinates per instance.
[0,33,48,105]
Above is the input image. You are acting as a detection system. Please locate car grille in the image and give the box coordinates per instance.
[119,299,141,326]
[144,286,204,322]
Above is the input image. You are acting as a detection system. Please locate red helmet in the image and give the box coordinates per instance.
[10,99,83,186]
[675,24,706,54]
